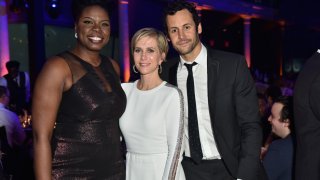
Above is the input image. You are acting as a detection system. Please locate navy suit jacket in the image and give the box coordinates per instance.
[294,51,320,180]
[161,47,267,180]
[263,135,294,180]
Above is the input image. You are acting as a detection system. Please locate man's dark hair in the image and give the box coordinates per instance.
[5,61,20,69]
[163,0,200,34]
[274,96,294,130]
[71,0,110,22]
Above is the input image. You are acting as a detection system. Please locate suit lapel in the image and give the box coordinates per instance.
[207,50,219,119]
[169,63,178,86]
[168,57,180,86]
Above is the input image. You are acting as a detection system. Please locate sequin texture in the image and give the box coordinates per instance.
[51,51,126,179]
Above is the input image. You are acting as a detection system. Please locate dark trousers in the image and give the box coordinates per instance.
[182,157,234,180]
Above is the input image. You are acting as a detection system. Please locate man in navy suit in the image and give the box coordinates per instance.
[161,1,267,179]
[294,50,320,180]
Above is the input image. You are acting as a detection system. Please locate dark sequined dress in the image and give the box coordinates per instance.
[51,51,126,180]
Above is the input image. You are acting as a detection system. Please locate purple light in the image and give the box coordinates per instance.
[0,0,10,75]
[119,0,130,82]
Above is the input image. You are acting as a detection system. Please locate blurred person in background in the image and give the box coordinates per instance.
[263,96,295,180]
[0,85,26,148]
[2,60,31,115]
[0,85,27,179]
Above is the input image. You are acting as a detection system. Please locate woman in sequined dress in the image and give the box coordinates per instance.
[32,0,126,179]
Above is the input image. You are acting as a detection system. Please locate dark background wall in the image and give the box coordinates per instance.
[6,0,320,82]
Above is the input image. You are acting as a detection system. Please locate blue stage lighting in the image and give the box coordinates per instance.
[46,0,60,19]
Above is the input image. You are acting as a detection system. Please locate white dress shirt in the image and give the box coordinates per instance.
[0,103,26,148]
[177,44,221,160]
[0,77,7,86]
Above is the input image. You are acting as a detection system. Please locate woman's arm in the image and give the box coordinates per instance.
[163,88,185,180]
[32,56,71,180]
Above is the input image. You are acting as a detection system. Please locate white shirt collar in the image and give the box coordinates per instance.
[179,43,207,69]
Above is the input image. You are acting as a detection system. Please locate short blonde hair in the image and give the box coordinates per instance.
[131,28,169,60]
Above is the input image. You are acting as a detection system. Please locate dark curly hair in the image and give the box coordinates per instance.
[163,0,201,34]
[71,0,110,22]
[274,96,294,130]
[6,60,20,69]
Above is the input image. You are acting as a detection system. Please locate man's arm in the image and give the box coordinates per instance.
[234,56,263,180]
[310,73,320,120]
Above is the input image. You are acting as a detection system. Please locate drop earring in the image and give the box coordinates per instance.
[75,33,78,39]
[158,64,162,74]
[133,65,138,73]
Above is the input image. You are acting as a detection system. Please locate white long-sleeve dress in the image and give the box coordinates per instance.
[120,80,185,180]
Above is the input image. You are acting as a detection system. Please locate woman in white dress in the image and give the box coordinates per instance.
[120,28,185,180]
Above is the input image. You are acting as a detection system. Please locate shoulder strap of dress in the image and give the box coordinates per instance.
[57,51,80,64]
[100,55,119,79]
[56,51,72,62]
[56,51,76,83]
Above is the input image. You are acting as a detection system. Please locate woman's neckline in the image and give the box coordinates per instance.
[67,51,101,68]
[134,80,165,92]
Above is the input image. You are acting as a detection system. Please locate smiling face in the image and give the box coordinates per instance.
[166,9,202,61]
[74,5,110,52]
[268,102,289,137]
[133,36,165,76]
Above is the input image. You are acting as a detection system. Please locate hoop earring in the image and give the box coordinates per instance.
[75,33,78,39]
[133,65,138,73]
[158,64,162,74]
